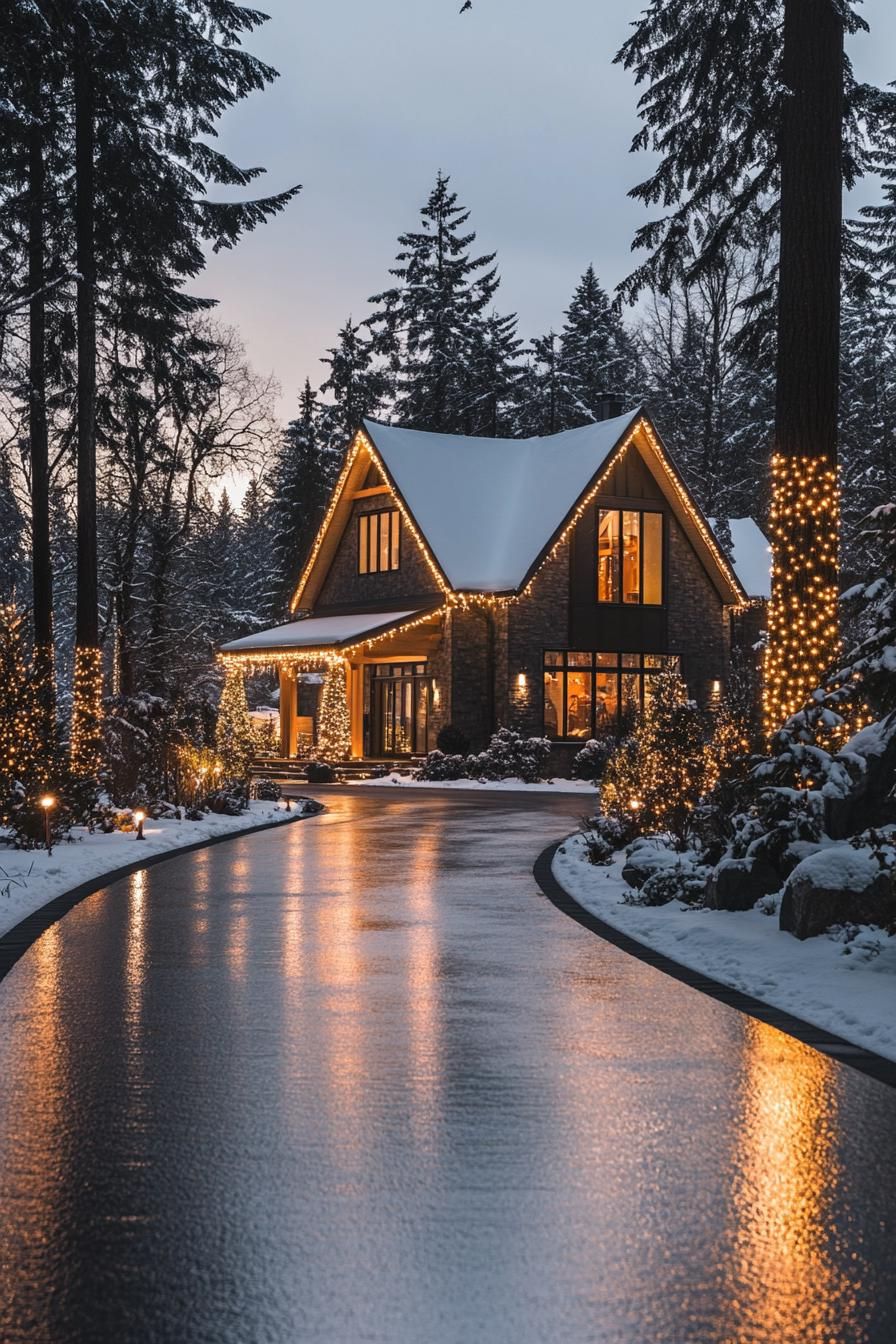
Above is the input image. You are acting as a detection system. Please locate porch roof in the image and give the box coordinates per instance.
[220,608,435,657]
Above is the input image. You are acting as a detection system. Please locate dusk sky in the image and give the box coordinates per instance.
[202,0,896,425]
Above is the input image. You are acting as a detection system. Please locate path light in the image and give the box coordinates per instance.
[133,808,146,840]
[39,795,55,854]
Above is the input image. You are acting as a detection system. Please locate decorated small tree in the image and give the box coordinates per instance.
[316,662,351,761]
[602,669,713,846]
[216,662,255,779]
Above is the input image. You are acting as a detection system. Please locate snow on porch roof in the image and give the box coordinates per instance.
[220,609,431,655]
[363,409,642,592]
[708,517,772,598]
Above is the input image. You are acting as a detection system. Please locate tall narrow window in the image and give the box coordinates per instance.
[358,509,401,574]
[598,509,620,602]
[596,509,663,605]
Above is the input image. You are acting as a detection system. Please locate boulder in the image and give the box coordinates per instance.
[705,857,781,912]
[779,845,896,939]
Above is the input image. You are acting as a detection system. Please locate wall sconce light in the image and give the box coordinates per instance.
[710,679,722,700]
[432,682,441,707]
[517,672,527,690]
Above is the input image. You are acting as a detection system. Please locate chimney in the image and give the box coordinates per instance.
[594,394,624,422]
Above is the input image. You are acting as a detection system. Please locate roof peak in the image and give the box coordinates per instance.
[361,408,643,450]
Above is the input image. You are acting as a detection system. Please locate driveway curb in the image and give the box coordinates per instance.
[0,805,322,986]
[534,840,896,1090]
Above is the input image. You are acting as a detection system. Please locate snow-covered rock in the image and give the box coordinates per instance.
[780,844,896,940]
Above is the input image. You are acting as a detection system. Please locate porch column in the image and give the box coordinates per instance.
[279,666,296,757]
[350,662,364,759]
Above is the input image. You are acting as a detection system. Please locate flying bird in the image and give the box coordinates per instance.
[460,1,472,10]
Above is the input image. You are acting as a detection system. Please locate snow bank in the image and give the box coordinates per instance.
[553,833,896,1063]
[354,773,598,793]
[0,801,311,942]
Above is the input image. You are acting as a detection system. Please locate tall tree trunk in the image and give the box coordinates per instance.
[70,27,103,777]
[27,80,55,739]
[764,0,843,733]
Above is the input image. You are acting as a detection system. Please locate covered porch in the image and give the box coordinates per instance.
[220,607,445,761]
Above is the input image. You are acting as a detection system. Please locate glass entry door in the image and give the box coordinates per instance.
[370,663,429,756]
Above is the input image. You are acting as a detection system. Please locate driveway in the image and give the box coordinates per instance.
[0,787,893,1343]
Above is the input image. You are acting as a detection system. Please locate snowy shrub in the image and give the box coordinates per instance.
[583,811,634,850]
[416,750,467,782]
[306,760,335,784]
[467,728,551,783]
[571,737,613,781]
[436,724,470,757]
[252,777,282,802]
[6,792,74,850]
[580,830,614,865]
[624,858,707,907]
[205,781,249,816]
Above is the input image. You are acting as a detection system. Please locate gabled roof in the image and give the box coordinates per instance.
[291,410,747,610]
[362,411,642,593]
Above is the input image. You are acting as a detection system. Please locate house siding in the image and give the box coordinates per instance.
[314,495,443,612]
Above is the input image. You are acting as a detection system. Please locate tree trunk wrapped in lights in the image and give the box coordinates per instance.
[216,663,254,780]
[316,662,351,761]
[764,0,844,734]
[69,645,104,784]
[0,606,46,819]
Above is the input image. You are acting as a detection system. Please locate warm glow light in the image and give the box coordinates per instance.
[517,672,527,690]
[133,809,146,824]
[763,454,839,737]
[40,794,55,810]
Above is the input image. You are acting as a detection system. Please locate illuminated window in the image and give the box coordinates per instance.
[597,509,663,605]
[542,651,679,739]
[358,509,401,574]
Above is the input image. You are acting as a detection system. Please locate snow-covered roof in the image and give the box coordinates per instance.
[363,411,642,592]
[221,609,430,655]
[709,517,772,598]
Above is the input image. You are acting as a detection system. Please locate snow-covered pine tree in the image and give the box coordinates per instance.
[615,0,895,736]
[268,380,340,619]
[558,265,641,426]
[839,292,896,581]
[368,173,499,432]
[462,310,525,437]
[317,317,389,451]
[518,332,562,437]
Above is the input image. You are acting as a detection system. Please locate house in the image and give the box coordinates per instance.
[220,406,765,771]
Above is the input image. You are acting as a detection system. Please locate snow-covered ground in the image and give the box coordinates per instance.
[553,832,896,1063]
[0,801,309,941]
[354,773,597,793]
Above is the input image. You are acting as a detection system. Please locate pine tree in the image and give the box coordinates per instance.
[216,662,254,779]
[368,173,499,432]
[518,332,562,436]
[614,0,895,736]
[463,310,525,436]
[318,317,388,451]
[316,663,351,761]
[558,265,640,426]
[269,380,340,618]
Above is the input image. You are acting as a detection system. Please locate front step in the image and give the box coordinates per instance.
[251,756,424,782]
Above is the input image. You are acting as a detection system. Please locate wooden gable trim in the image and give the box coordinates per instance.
[351,485,391,499]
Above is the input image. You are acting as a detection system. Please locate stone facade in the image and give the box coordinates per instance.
[665,515,729,700]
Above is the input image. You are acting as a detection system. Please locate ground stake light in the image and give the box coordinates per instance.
[133,809,146,840]
[39,795,55,854]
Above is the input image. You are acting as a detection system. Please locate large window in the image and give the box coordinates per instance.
[597,508,663,604]
[359,509,401,574]
[543,651,679,740]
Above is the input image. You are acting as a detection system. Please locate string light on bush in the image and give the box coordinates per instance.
[763,454,840,738]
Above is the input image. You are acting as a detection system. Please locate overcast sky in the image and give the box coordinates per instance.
[201,0,896,427]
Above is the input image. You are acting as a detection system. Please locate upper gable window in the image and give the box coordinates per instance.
[597,508,663,605]
[359,509,400,574]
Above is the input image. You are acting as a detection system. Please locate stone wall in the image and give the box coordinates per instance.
[315,495,442,611]
[666,515,729,700]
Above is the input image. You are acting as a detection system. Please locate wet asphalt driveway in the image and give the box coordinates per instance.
[0,786,894,1343]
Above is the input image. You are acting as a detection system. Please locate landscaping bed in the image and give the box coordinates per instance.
[0,799,319,942]
[553,831,896,1064]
